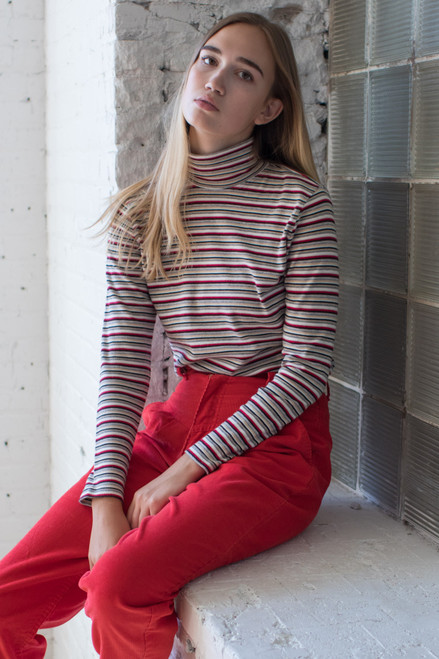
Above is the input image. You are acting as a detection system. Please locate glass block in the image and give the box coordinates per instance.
[363,291,406,406]
[407,303,439,424]
[328,380,360,489]
[329,74,366,176]
[418,0,439,56]
[371,0,413,64]
[411,185,439,303]
[368,66,411,177]
[332,285,363,386]
[403,415,439,541]
[329,181,365,285]
[360,396,402,514]
[330,0,367,73]
[366,183,409,294]
[413,61,439,178]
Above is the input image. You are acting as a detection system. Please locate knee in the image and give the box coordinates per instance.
[80,555,131,621]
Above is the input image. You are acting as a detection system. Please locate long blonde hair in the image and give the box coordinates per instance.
[106,12,318,280]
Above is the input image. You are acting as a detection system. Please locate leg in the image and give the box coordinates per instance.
[80,395,332,659]
[0,431,172,659]
[0,474,91,658]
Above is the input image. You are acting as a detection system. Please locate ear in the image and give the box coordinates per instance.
[254,97,284,126]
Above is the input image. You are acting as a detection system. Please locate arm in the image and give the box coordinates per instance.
[80,212,157,506]
[186,188,339,471]
[127,454,205,528]
[89,497,131,568]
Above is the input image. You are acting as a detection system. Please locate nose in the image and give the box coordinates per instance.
[205,70,225,95]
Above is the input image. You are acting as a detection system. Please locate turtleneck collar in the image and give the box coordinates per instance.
[188,138,266,189]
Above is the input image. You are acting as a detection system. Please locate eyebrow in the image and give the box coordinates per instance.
[200,44,264,77]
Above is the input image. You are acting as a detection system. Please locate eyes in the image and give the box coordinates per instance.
[199,53,254,82]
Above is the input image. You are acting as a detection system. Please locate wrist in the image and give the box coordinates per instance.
[179,453,205,480]
[91,496,124,516]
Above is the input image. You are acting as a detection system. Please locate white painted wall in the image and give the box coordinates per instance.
[45,0,116,655]
[0,0,49,558]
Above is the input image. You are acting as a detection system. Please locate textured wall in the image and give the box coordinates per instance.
[45,0,116,655]
[0,0,49,559]
[115,0,331,402]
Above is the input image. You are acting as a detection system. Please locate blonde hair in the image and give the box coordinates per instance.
[106,12,318,280]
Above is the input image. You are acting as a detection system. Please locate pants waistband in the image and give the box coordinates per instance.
[176,365,276,385]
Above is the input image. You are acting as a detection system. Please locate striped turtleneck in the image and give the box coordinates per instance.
[188,138,265,187]
[80,139,339,504]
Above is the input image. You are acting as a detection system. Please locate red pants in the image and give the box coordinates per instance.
[0,369,332,659]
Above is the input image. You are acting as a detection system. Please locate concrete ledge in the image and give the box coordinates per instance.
[171,481,439,659]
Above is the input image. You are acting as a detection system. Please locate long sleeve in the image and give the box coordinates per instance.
[185,187,338,471]
[80,219,156,505]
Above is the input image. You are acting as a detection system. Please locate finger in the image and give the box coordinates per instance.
[129,501,142,529]
[127,501,134,527]
[136,502,151,527]
[127,507,137,529]
[127,493,141,526]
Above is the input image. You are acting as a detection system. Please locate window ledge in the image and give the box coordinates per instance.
[171,481,439,658]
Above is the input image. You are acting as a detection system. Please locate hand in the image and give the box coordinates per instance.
[127,454,205,529]
[89,497,131,569]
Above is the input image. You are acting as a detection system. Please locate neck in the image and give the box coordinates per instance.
[188,127,254,156]
[188,137,266,189]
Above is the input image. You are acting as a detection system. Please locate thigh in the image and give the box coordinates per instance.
[85,409,329,609]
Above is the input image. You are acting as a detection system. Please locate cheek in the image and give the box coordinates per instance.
[181,77,195,118]
[184,67,200,94]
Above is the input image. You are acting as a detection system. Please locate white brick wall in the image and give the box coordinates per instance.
[45,0,116,655]
[0,0,49,558]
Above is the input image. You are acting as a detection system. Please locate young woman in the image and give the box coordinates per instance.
[0,12,338,659]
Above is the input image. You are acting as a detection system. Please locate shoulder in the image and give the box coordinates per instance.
[109,195,148,241]
[253,161,333,210]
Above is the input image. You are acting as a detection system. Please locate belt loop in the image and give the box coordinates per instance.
[265,371,276,384]
[177,366,188,379]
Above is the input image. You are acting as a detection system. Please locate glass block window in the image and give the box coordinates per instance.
[413,61,439,178]
[407,304,439,426]
[329,0,439,542]
[368,66,411,177]
[404,415,439,540]
[371,0,413,64]
[418,0,439,56]
[366,183,409,294]
[329,381,360,490]
[332,284,363,386]
[329,74,366,176]
[411,185,439,303]
[330,181,365,285]
[330,0,367,73]
[360,396,403,514]
[363,291,406,406]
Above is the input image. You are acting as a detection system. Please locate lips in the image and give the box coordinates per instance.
[194,95,219,111]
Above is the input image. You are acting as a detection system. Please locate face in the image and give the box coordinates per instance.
[181,23,283,154]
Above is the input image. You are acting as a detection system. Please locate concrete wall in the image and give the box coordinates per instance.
[45,0,116,655]
[0,0,49,558]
